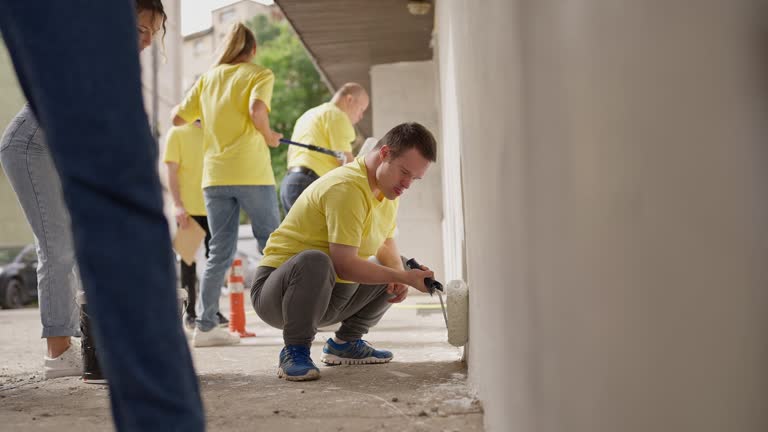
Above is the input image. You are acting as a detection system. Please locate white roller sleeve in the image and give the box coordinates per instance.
[176,288,188,318]
[446,280,469,347]
[357,137,379,156]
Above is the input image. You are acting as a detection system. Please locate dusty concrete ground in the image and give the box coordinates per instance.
[0,294,483,431]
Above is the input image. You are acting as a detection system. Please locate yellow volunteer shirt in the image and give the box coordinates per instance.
[176,63,275,187]
[163,124,206,216]
[287,102,355,176]
[261,158,398,279]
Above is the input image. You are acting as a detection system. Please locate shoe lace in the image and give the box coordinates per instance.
[348,339,373,357]
[285,345,312,364]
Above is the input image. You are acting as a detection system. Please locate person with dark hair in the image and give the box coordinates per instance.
[0,0,204,429]
[251,122,439,381]
[280,82,369,212]
[0,0,167,380]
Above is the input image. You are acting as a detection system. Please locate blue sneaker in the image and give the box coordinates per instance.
[278,345,320,381]
[321,338,394,365]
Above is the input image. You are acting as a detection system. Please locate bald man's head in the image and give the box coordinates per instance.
[332,83,369,125]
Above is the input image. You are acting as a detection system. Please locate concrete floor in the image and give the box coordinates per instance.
[0,294,483,431]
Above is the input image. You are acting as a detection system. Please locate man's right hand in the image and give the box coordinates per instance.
[175,206,190,229]
[403,268,435,293]
[267,131,282,148]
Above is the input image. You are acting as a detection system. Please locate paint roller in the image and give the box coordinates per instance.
[406,258,469,347]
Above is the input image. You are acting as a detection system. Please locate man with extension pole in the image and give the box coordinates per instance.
[279,83,369,212]
[252,122,438,381]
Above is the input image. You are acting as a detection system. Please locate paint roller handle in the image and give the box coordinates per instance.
[279,138,346,161]
[405,258,443,295]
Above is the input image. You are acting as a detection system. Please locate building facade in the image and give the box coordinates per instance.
[182,0,279,92]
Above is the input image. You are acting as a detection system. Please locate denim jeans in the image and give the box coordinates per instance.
[0,105,80,338]
[0,2,204,430]
[279,169,319,213]
[197,185,280,331]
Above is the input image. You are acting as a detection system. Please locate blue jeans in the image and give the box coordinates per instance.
[280,169,318,213]
[197,185,280,331]
[0,2,204,431]
[0,105,80,338]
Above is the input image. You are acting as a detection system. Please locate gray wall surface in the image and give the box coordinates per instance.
[437,1,768,431]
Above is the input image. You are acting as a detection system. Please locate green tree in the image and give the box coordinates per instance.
[249,15,281,46]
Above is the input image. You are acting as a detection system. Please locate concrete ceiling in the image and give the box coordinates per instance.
[275,0,435,136]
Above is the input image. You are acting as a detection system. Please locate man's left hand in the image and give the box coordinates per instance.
[386,283,409,303]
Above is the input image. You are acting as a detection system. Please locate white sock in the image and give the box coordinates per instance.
[332,336,348,345]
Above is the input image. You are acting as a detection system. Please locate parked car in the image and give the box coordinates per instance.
[0,244,38,309]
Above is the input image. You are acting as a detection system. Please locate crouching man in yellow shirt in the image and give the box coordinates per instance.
[252,122,437,381]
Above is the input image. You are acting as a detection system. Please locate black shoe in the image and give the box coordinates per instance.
[80,304,108,385]
[217,312,229,328]
[184,314,196,331]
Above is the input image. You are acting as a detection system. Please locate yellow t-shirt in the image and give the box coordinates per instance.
[261,158,399,276]
[163,124,206,216]
[176,63,275,187]
[287,102,355,176]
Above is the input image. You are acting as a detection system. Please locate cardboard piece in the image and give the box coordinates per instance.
[173,218,206,265]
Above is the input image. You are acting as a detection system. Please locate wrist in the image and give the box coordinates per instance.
[393,269,410,285]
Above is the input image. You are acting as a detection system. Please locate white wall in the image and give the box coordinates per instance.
[370,61,445,282]
[437,1,768,431]
[434,16,466,285]
[436,1,530,429]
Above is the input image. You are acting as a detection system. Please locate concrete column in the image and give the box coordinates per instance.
[437,1,768,431]
[370,61,445,281]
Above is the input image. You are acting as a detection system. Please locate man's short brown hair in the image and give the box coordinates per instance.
[374,122,437,162]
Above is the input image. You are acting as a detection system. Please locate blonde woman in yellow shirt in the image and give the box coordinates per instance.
[172,22,282,346]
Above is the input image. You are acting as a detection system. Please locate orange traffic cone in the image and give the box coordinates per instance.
[228,258,255,338]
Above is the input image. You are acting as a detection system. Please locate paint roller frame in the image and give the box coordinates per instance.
[405,258,469,348]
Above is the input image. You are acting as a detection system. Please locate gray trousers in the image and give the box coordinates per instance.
[251,250,394,346]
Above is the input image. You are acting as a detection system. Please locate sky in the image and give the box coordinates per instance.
[180,0,273,35]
